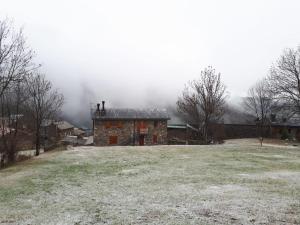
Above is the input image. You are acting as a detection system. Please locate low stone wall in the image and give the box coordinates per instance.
[224,124,259,139]
[167,124,268,142]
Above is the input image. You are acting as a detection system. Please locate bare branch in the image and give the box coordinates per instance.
[25,73,64,156]
[268,47,300,113]
[177,66,227,143]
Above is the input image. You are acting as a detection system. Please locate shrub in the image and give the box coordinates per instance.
[280,128,291,140]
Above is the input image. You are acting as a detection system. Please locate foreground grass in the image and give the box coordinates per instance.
[0,141,300,225]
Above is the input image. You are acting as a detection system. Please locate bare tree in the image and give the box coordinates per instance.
[0,19,38,166]
[26,74,64,156]
[243,79,273,146]
[0,19,38,98]
[269,47,300,114]
[0,80,29,165]
[177,66,227,143]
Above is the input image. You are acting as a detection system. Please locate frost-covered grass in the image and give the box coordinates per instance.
[0,140,300,225]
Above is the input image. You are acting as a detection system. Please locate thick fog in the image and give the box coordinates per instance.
[1,0,300,127]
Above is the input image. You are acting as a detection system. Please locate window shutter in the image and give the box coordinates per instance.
[105,122,111,129]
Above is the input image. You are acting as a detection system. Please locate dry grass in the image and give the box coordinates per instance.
[0,140,300,225]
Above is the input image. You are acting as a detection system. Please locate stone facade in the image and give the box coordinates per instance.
[93,119,168,146]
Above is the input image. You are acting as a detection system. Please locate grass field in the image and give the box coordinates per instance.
[0,139,300,225]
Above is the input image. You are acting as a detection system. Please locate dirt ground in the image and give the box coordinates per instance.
[0,139,299,225]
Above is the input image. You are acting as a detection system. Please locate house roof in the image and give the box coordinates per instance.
[93,108,170,120]
[57,121,74,130]
[41,120,74,130]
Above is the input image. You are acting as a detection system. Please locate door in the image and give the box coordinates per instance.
[153,134,158,144]
[139,135,145,146]
[109,136,118,145]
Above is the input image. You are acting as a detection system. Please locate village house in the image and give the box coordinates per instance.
[92,101,170,146]
[41,120,75,147]
[56,121,74,138]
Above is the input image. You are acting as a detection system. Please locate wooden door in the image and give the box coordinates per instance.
[109,136,118,145]
[139,135,145,146]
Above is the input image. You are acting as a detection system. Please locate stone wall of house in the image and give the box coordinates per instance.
[42,124,58,141]
[93,119,168,146]
[94,120,134,146]
[143,120,168,145]
[58,128,74,139]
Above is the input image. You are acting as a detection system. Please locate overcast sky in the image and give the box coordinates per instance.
[1,0,300,117]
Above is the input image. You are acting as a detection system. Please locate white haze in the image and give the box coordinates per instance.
[1,0,300,126]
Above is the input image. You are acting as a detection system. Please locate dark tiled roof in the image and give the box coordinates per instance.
[93,108,170,120]
[41,120,74,130]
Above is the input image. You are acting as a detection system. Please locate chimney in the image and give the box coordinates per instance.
[102,101,105,111]
[101,101,106,116]
[97,103,100,111]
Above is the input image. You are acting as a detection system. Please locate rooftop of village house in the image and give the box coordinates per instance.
[41,120,74,130]
[93,101,170,120]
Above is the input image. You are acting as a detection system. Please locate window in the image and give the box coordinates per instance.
[154,121,158,128]
[138,121,147,129]
[105,122,111,129]
[138,121,148,134]
[109,136,118,145]
[153,134,158,144]
[105,121,123,129]
[112,121,123,128]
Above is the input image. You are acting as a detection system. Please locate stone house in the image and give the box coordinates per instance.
[56,121,74,138]
[41,120,57,143]
[41,120,75,147]
[92,101,170,146]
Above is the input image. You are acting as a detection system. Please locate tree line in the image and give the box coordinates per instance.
[177,47,300,146]
[0,19,63,167]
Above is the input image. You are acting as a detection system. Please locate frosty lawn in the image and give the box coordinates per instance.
[0,140,300,225]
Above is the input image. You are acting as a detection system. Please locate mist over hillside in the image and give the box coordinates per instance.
[58,80,244,129]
